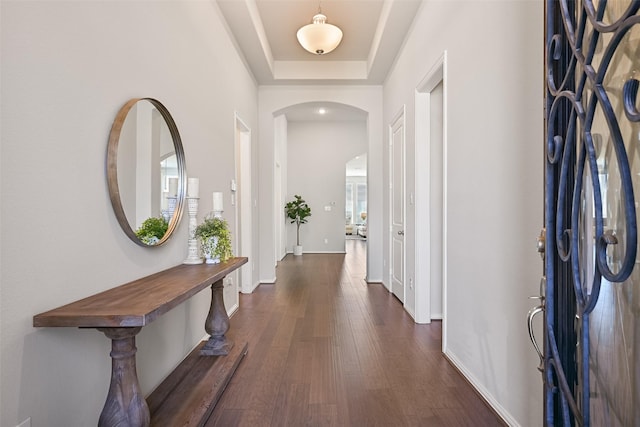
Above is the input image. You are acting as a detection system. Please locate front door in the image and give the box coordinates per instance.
[391,109,405,302]
[539,2,640,425]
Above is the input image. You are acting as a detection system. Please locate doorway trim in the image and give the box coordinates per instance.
[234,112,255,293]
[415,51,448,348]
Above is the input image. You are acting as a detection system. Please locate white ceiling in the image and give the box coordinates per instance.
[347,153,367,176]
[216,0,423,85]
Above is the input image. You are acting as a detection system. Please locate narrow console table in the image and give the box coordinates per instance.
[33,257,248,427]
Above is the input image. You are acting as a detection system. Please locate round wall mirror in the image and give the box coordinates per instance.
[107,98,186,247]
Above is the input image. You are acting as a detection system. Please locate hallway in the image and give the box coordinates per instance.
[207,240,503,426]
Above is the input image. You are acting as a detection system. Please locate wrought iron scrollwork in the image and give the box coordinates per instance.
[545,1,640,425]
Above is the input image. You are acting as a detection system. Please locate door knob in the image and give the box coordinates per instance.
[398,230,404,236]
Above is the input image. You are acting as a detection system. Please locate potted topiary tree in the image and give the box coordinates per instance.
[194,215,233,264]
[285,194,311,256]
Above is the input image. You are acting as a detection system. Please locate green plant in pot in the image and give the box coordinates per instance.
[135,216,168,245]
[194,215,233,264]
[285,194,311,256]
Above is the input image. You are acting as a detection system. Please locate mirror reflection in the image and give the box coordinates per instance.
[107,98,186,246]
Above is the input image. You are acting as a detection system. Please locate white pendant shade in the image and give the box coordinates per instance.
[296,13,343,55]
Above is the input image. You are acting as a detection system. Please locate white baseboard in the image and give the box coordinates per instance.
[285,251,346,254]
[444,349,520,426]
[227,303,239,317]
[378,280,391,291]
[240,280,261,294]
[260,277,276,284]
[405,305,416,321]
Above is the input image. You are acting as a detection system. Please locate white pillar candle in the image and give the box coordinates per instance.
[213,192,224,211]
[187,177,199,198]
[168,177,178,197]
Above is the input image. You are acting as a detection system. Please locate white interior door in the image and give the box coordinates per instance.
[390,111,405,302]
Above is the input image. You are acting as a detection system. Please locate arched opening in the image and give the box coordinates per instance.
[273,102,368,273]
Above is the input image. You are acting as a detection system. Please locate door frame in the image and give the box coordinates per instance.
[414,52,448,340]
[389,106,406,302]
[234,112,254,294]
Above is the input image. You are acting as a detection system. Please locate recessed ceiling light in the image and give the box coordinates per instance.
[318,108,327,115]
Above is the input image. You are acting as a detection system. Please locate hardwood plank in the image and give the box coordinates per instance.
[271,383,310,426]
[205,241,504,426]
[33,257,247,328]
[307,403,339,426]
[148,339,248,427]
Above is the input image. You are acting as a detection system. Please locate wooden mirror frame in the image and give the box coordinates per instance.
[106,98,187,247]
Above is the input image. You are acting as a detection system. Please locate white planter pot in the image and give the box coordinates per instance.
[293,245,303,256]
[203,236,220,264]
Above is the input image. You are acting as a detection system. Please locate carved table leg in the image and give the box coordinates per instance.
[201,278,233,356]
[97,327,150,427]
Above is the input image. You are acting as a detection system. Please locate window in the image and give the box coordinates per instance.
[356,183,367,223]
[345,181,366,224]
[345,183,353,224]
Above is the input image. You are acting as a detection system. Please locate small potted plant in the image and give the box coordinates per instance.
[194,215,233,264]
[135,216,168,245]
[285,194,312,256]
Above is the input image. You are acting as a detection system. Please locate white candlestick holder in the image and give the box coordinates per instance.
[167,196,177,221]
[183,197,203,264]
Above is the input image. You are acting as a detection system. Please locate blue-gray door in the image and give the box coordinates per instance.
[541,1,640,425]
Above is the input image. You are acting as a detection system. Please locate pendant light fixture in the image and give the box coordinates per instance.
[296,3,343,55]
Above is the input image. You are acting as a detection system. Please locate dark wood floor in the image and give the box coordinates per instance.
[206,240,503,426]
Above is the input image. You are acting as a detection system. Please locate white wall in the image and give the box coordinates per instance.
[259,86,384,283]
[383,1,543,425]
[286,121,367,253]
[274,114,288,263]
[0,2,257,426]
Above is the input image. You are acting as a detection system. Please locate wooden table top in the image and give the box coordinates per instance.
[33,257,248,328]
